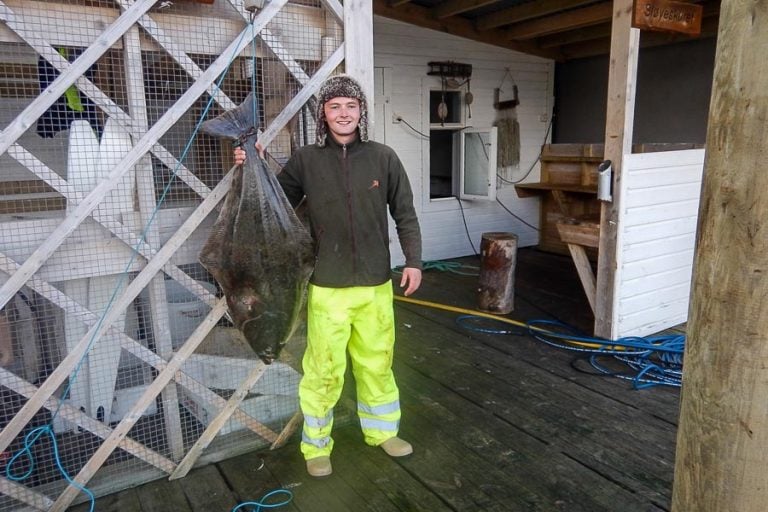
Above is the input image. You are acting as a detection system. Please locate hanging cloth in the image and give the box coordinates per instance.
[494,69,521,176]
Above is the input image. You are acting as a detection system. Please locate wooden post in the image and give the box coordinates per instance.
[123,24,185,461]
[672,4,768,511]
[344,0,374,126]
[593,0,638,338]
[477,232,518,314]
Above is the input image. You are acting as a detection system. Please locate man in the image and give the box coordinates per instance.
[234,74,422,477]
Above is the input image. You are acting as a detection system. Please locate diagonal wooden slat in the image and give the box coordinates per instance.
[226,0,312,86]
[117,0,237,111]
[0,368,177,474]
[0,251,279,444]
[0,476,52,511]
[170,361,268,479]
[258,43,344,144]
[0,2,212,200]
[0,0,289,311]
[0,170,232,458]
[49,300,229,511]
[5,144,218,307]
[0,0,156,155]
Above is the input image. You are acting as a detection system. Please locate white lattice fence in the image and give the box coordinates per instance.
[0,0,364,509]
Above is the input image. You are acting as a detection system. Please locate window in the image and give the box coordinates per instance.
[428,89,462,199]
[458,127,497,201]
[427,89,497,201]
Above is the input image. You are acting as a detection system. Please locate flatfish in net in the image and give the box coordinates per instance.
[199,93,314,364]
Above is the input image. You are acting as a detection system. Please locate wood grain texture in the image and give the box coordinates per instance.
[672,2,768,510]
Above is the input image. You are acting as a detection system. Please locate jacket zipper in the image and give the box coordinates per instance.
[342,143,357,277]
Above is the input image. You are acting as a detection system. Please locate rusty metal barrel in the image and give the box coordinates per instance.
[477,232,518,314]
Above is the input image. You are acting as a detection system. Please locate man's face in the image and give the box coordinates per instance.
[323,96,360,144]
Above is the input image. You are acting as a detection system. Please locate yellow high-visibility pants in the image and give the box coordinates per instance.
[299,281,401,460]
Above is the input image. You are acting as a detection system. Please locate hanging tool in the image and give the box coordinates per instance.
[437,77,448,125]
[465,78,473,119]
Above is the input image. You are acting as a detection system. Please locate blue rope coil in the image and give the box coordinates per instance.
[232,489,293,512]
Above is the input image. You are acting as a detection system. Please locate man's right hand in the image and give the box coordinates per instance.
[234,147,246,165]
[233,143,265,166]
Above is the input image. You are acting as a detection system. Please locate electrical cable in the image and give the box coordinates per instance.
[454,197,478,255]
[495,196,540,232]
[398,117,430,139]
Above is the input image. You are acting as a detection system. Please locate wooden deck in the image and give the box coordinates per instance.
[70,248,680,512]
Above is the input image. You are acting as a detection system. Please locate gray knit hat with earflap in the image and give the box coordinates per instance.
[315,74,369,147]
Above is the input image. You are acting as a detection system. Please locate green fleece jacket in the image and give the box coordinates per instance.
[277,135,422,288]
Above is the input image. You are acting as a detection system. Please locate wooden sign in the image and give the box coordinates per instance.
[632,0,703,35]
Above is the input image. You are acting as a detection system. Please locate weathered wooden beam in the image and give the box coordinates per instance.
[434,0,501,20]
[593,0,638,338]
[372,0,559,59]
[672,2,768,511]
[346,0,374,125]
[476,0,596,31]
[506,2,613,40]
[123,21,186,461]
[538,23,611,49]
[558,16,718,60]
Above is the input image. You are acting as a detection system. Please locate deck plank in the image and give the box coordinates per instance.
[218,450,302,511]
[133,477,191,512]
[67,487,142,512]
[393,304,675,509]
[396,362,666,511]
[177,464,239,512]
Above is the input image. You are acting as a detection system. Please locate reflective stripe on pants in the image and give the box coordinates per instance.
[299,282,400,459]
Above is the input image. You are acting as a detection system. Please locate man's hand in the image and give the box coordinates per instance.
[233,147,246,165]
[233,142,265,165]
[399,267,422,297]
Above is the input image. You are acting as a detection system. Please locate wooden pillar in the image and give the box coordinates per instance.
[123,26,185,461]
[672,3,768,511]
[593,0,638,338]
[344,0,375,126]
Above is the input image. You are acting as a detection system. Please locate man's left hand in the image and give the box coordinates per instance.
[400,267,422,297]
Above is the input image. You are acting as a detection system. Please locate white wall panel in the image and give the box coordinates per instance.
[613,149,705,338]
[374,16,553,265]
